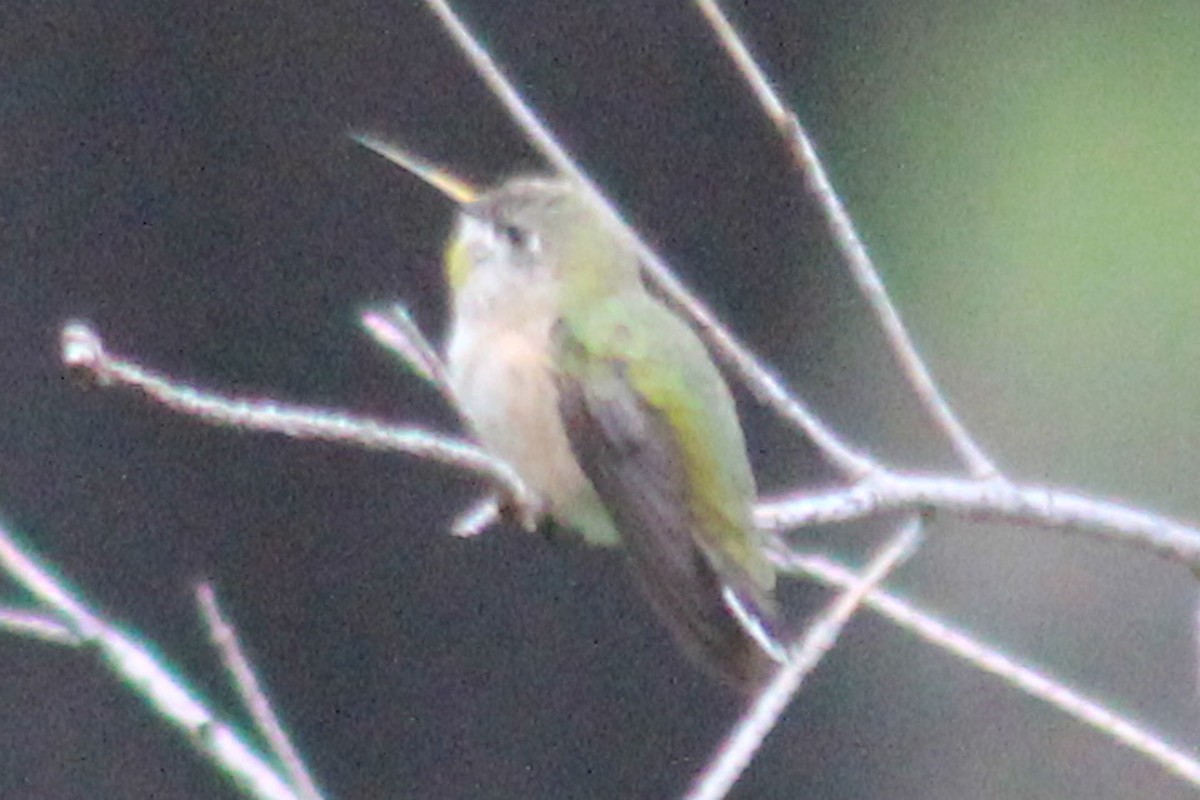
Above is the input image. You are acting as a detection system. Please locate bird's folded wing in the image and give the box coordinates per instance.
[555,331,781,690]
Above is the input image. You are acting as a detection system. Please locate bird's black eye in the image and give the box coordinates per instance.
[499,223,536,251]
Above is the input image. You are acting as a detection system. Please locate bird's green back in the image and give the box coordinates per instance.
[557,291,772,593]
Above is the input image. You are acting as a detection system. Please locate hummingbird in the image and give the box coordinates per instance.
[355,135,786,690]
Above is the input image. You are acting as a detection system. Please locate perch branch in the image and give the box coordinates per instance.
[61,320,537,531]
[757,471,1200,569]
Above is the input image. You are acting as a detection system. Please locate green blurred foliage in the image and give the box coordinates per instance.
[774,7,1200,797]
[836,1,1200,492]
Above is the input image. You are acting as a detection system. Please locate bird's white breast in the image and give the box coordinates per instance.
[446,317,592,518]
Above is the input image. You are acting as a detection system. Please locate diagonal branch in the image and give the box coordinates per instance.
[197,583,325,800]
[773,547,1200,788]
[685,518,923,800]
[693,0,998,479]
[417,0,876,481]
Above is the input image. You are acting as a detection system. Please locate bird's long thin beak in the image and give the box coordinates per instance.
[349,132,480,205]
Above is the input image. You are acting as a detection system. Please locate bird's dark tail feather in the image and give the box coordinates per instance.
[626,549,787,694]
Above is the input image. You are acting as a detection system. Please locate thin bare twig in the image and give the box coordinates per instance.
[360,304,458,407]
[197,583,325,800]
[417,0,875,481]
[0,606,80,645]
[756,471,1200,569]
[450,495,501,538]
[685,518,923,800]
[61,320,538,530]
[772,547,1200,789]
[693,0,998,479]
[0,519,302,800]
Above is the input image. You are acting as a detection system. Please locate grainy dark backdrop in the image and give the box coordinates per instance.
[3,2,1199,799]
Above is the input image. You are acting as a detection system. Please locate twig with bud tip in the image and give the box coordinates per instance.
[60,320,539,532]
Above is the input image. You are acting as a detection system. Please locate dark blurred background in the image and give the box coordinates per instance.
[3,1,1200,798]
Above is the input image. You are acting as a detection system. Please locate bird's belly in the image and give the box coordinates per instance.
[447,327,615,543]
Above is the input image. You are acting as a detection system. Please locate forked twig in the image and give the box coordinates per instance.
[358,306,509,535]
[361,304,458,406]
[686,518,923,800]
[0,520,302,800]
[197,583,325,800]
[692,0,998,480]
